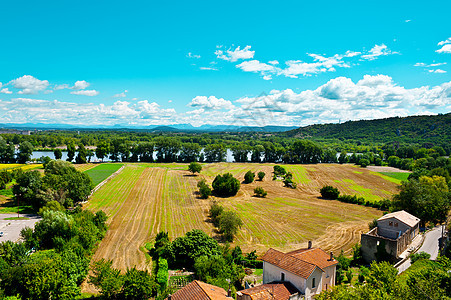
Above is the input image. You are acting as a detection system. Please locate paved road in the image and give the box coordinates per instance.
[0,213,41,242]
[397,226,442,273]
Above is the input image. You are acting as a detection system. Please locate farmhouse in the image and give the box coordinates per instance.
[361,210,420,263]
[237,243,338,300]
[167,280,233,300]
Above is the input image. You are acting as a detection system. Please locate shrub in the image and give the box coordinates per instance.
[257,171,265,181]
[359,158,370,168]
[244,171,255,184]
[212,173,240,197]
[320,186,340,199]
[197,179,212,199]
[253,187,267,197]
[273,165,286,176]
[409,251,431,264]
[209,202,224,227]
[188,162,202,174]
[218,211,243,242]
[156,258,169,290]
[368,219,378,230]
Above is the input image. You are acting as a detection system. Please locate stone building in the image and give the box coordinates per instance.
[361,210,420,263]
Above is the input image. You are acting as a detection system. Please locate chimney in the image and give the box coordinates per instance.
[329,252,333,261]
[227,289,232,297]
[308,241,312,249]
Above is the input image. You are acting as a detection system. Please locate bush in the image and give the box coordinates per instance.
[212,173,240,197]
[273,165,286,176]
[188,162,202,174]
[197,179,211,199]
[209,202,224,227]
[358,158,370,168]
[409,251,431,264]
[253,187,267,197]
[368,219,378,230]
[320,186,340,199]
[218,211,243,242]
[257,171,265,181]
[244,171,255,184]
[156,258,169,290]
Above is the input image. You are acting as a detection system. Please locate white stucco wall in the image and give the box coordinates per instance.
[321,265,336,291]
[304,268,323,300]
[263,261,307,292]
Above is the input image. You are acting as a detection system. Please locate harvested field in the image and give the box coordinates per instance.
[74,164,98,172]
[85,163,212,272]
[85,162,400,274]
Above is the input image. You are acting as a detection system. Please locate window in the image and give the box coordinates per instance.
[389,221,393,226]
[281,272,285,281]
[312,277,316,288]
[394,222,398,227]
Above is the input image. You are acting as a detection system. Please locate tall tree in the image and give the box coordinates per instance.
[17,141,33,164]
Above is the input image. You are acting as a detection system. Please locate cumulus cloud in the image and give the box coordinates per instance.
[73,80,90,90]
[0,88,12,94]
[189,96,234,110]
[10,75,49,94]
[437,38,451,53]
[361,44,396,60]
[215,46,255,62]
[70,90,99,96]
[216,44,397,79]
[54,84,70,90]
[114,90,128,98]
[1,75,449,127]
[414,62,447,67]
[429,69,447,73]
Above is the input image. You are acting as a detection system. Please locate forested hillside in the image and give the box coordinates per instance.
[284,113,451,144]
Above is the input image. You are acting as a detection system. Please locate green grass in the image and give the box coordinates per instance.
[84,163,123,186]
[286,165,311,184]
[0,189,14,197]
[253,268,263,276]
[0,203,34,214]
[379,172,410,182]
[4,217,29,220]
[341,179,382,202]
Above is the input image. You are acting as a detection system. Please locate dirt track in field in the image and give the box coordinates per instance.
[84,162,400,285]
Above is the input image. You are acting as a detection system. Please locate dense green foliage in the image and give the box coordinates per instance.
[188,161,202,174]
[209,202,243,241]
[12,160,93,210]
[212,173,240,197]
[244,170,255,183]
[197,179,212,199]
[320,186,340,199]
[0,207,107,299]
[257,171,265,181]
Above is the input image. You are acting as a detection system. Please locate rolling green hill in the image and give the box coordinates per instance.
[284,113,451,145]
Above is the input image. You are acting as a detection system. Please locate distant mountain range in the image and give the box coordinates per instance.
[0,122,298,133]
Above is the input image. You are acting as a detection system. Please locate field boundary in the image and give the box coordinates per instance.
[85,165,125,201]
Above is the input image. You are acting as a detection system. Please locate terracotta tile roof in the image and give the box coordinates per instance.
[287,248,338,269]
[238,282,301,300]
[169,280,231,300]
[260,248,318,279]
[378,210,420,228]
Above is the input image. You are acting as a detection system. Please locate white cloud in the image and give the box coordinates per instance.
[268,60,279,65]
[73,80,90,90]
[70,90,99,96]
[236,60,276,73]
[187,52,201,59]
[54,84,70,90]
[1,75,449,127]
[0,88,12,94]
[361,44,396,60]
[437,44,451,54]
[428,69,447,73]
[215,46,255,62]
[199,67,218,71]
[10,75,49,94]
[438,38,451,46]
[405,19,411,23]
[414,62,446,67]
[189,96,234,110]
[114,90,128,98]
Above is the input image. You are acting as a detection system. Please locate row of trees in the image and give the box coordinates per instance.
[0,138,34,164]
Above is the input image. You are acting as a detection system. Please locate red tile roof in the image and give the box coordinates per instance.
[287,248,338,269]
[261,247,338,279]
[238,282,301,300]
[169,280,231,300]
[260,248,318,279]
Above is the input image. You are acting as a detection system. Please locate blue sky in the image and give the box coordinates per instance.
[0,0,450,127]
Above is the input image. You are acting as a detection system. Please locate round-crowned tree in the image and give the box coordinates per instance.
[212,173,240,197]
[244,171,255,184]
[320,185,340,199]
